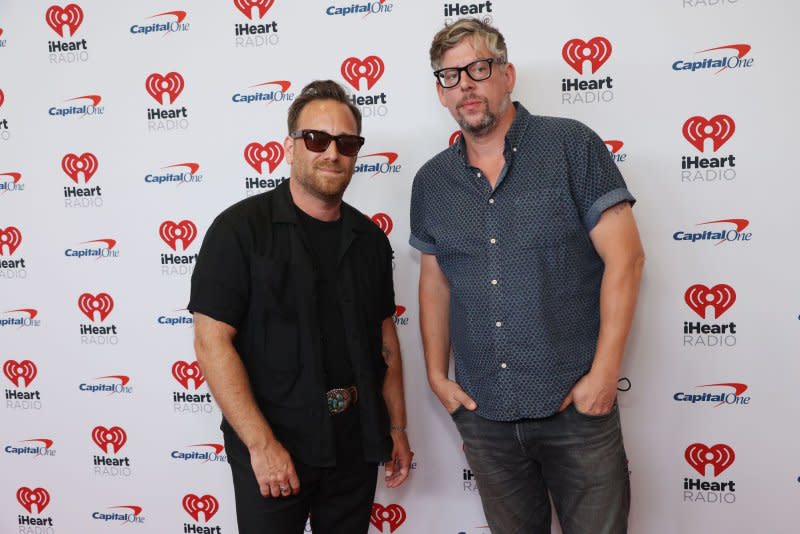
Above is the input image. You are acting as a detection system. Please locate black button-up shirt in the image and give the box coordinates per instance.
[410,103,635,420]
[189,180,395,466]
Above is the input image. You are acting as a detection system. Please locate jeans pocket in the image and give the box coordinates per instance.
[449,404,466,418]
[571,401,617,420]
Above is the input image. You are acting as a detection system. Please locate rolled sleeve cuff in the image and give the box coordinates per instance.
[583,187,636,231]
[409,234,437,255]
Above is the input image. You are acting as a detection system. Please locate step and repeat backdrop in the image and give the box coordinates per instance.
[1,1,798,533]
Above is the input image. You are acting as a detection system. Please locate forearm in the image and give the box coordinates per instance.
[418,253,451,386]
[380,317,406,429]
[193,314,277,451]
[592,250,645,377]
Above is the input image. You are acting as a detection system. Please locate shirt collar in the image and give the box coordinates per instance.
[270,178,369,237]
[452,101,531,163]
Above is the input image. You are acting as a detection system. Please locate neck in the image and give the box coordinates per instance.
[289,179,342,221]
[463,99,516,161]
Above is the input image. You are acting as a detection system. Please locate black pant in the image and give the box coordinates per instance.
[223,416,377,534]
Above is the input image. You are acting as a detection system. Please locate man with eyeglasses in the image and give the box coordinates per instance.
[410,18,644,534]
[189,80,411,534]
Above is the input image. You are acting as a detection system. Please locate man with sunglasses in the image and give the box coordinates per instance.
[189,80,411,534]
[410,19,644,534]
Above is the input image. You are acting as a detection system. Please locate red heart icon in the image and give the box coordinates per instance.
[562,37,612,75]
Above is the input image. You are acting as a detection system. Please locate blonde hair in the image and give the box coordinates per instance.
[429,18,508,70]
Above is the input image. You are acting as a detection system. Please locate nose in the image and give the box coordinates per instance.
[457,69,476,91]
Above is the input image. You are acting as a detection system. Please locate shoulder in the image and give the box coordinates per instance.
[413,145,459,186]
[210,190,274,230]
[343,202,392,247]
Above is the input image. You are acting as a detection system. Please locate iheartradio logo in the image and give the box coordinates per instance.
[685,443,735,477]
[78,292,114,322]
[0,88,4,108]
[46,4,84,38]
[172,360,206,390]
[17,487,50,514]
[370,503,406,533]
[159,220,197,251]
[682,115,735,152]
[61,152,99,183]
[3,359,37,387]
[341,56,385,91]
[234,0,275,20]
[244,141,284,174]
[371,213,393,236]
[182,493,219,522]
[685,284,736,319]
[0,226,22,255]
[92,425,127,454]
[562,37,612,74]
[449,130,461,146]
[146,72,185,105]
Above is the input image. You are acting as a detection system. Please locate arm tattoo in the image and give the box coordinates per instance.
[381,344,392,363]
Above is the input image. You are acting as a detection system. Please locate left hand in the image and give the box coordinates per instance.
[384,429,412,488]
[559,369,618,416]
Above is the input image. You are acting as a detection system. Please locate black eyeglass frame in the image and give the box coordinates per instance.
[289,129,365,157]
[433,58,500,88]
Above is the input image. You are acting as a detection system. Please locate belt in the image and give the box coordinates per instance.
[326,386,358,414]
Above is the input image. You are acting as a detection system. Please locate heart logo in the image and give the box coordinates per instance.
[0,226,22,255]
[370,503,406,533]
[172,360,206,390]
[159,220,197,251]
[77,292,114,322]
[233,0,275,20]
[341,56,385,91]
[182,494,219,522]
[371,213,393,236]
[685,443,735,477]
[562,37,612,74]
[3,359,37,387]
[91,425,127,454]
[244,141,284,174]
[61,152,99,184]
[45,4,83,38]
[682,115,735,152]
[145,72,185,105]
[684,284,736,319]
[16,487,50,514]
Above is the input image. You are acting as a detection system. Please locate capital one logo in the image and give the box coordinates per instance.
[17,487,50,514]
[3,359,37,387]
[605,140,624,154]
[683,115,735,152]
[685,284,736,319]
[371,503,405,532]
[244,141,284,174]
[62,152,99,183]
[78,292,114,322]
[233,0,275,20]
[0,226,22,255]
[92,425,127,454]
[159,220,197,251]
[685,443,735,477]
[182,494,219,522]
[46,4,84,38]
[371,213,393,236]
[562,37,612,74]
[146,72,185,105]
[341,56,385,91]
[172,360,206,390]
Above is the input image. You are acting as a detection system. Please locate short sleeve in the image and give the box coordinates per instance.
[569,124,636,231]
[188,213,250,329]
[408,170,438,254]
[378,233,397,320]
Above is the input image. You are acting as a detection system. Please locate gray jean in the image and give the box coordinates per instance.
[452,402,630,534]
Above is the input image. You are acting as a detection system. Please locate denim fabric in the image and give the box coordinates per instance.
[452,404,630,534]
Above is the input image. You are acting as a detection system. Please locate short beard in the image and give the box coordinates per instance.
[456,97,509,138]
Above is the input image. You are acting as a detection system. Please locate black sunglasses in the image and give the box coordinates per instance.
[289,129,365,157]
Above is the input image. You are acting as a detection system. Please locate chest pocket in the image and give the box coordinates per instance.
[511,188,566,249]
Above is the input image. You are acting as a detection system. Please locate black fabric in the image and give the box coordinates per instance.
[224,429,378,534]
[293,206,353,389]
[189,180,396,467]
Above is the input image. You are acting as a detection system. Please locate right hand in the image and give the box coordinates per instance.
[249,440,300,498]
[430,377,477,414]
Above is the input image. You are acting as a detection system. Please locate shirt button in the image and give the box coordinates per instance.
[500,362,508,369]
[491,279,498,285]
[512,147,517,152]
[488,198,495,204]
[495,321,502,327]
[489,238,497,244]
[476,172,482,178]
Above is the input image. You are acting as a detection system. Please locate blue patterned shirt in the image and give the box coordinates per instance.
[409,103,635,420]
